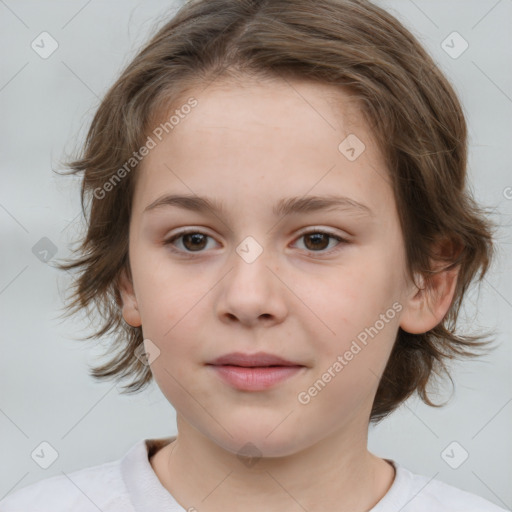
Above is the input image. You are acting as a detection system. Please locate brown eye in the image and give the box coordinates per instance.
[303,233,331,251]
[182,233,208,251]
[293,230,348,255]
[164,231,217,253]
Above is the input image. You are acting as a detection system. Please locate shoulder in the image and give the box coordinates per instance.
[415,475,507,511]
[0,459,132,512]
[387,461,508,512]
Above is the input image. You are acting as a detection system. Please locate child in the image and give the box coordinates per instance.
[1,0,507,510]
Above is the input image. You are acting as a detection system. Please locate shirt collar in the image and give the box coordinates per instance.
[120,436,183,511]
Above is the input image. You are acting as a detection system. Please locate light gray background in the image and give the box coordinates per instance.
[1,0,511,508]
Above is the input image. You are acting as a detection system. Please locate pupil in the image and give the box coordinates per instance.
[184,233,206,251]
[306,233,328,250]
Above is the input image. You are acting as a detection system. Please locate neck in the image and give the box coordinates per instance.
[150,416,395,512]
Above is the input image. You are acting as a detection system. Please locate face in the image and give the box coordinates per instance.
[120,78,421,457]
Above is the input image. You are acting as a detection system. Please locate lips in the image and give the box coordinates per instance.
[207,351,303,368]
[206,352,306,390]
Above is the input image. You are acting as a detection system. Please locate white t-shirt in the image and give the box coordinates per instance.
[0,436,507,511]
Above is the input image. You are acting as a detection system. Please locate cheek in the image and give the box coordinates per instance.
[141,300,207,405]
[305,259,401,370]
[302,296,400,417]
[311,260,399,325]
[132,254,214,359]
[131,246,196,331]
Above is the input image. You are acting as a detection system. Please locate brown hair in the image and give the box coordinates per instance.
[55,0,497,423]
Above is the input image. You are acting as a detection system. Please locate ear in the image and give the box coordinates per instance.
[399,242,461,335]
[117,266,142,327]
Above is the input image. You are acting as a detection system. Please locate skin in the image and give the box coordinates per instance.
[118,78,458,512]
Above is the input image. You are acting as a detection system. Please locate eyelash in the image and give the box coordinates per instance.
[163,228,349,257]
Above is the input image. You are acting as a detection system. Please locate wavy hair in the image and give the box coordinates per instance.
[55,0,497,423]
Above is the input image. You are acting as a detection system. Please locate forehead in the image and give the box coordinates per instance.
[175,78,364,139]
[146,77,370,157]
[134,78,395,222]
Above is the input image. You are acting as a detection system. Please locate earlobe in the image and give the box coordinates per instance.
[118,267,142,327]
[399,265,459,335]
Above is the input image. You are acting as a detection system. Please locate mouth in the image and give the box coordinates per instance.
[207,365,305,391]
[206,352,306,391]
[207,351,304,368]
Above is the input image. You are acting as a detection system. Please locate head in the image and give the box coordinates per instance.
[57,0,496,452]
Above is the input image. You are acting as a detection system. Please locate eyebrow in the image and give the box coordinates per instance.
[143,193,374,218]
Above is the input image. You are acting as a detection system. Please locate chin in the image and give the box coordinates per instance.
[208,426,311,460]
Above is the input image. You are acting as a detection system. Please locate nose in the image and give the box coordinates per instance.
[215,241,288,327]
